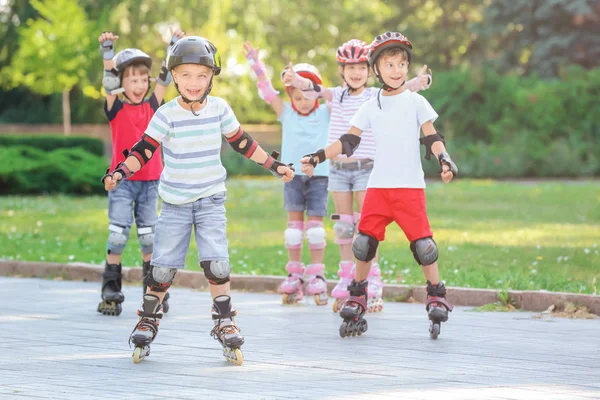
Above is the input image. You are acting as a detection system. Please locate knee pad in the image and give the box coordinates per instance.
[107,224,129,252]
[284,221,304,249]
[306,220,326,250]
[332,214,355,245]
[201,260,231,285]
[137,226,154,249]
[352,232,378,262]
[143,265,177,292]
[410,237,438,266]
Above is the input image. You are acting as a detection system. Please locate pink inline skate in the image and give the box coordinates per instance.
[304,263,328,306]
[278,262,305,304]
[367,263,384,312]
[330,261,354,312]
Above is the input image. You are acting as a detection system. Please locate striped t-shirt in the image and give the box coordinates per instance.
[327,86,378,159]
[145,96,240,205]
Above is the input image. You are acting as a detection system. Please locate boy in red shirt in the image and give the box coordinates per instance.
[96,29,184,316]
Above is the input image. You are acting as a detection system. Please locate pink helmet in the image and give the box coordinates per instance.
[336,39,370,65]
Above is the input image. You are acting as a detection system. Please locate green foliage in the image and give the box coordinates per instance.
[221,147,270,177]
[478,0,600,76]
[2,0,96,94]
[0,135,105,156]
[423,66,600,177]
[0,146,107,195]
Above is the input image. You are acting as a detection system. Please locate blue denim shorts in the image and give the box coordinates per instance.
[283,175,329,217]
[151,192,229,269]
[107,179,159,255]
[327,159,373,192]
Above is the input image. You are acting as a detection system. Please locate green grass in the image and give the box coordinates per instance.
[1,178,599,294]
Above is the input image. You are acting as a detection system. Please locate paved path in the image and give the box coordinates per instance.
[0,277,598,400]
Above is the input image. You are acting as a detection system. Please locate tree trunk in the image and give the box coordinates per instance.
[62,90,71,136]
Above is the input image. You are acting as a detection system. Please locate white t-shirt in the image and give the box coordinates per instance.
[350,89,438,189]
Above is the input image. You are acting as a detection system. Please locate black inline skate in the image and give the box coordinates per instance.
[97,262,125,316]
[210,295,244,365]
[129,293,163,363]
[426,281,453,339]
[339,279,369,338]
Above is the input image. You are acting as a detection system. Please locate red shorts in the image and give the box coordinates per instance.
[358,188,433,242]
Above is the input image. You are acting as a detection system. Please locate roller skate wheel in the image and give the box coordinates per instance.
[162,301,169,314]
[132,347,144,363]
[224,347,244,366]
[332,299,343,313]
[430,322,440,340]
[339,321,348,338]
[282,294,291,305]
[97,301,122,316]
[314,293,328,306]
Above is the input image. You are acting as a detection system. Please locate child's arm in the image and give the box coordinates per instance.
[281,64,333,102]
[103,133,161,191]
[300,127,363,176]
[243,41,285,117]
[223,127,294,182]
[99,31,120,112]
[154,28,186,103]
[404,65,432,93]
[420,121,457,183]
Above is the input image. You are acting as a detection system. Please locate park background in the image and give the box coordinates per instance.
[0,0,598,297]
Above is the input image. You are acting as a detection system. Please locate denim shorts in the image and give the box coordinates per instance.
[283,175,329,217]
[327,159,373,192]
[107,179,159,255]
[151,192,228,269]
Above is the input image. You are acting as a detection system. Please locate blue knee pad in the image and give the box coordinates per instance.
[107,224,130,255]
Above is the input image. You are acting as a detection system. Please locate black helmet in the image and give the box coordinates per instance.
[167,36,221,75]
[115,48,152,72]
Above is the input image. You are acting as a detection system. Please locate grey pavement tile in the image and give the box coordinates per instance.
[1,277,599,400]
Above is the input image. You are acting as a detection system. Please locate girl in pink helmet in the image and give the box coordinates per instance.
[243,41,331,307]
[284,39,431,313]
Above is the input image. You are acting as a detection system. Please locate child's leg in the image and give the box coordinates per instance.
[331,191,355,261]
[98,182,135,316]
[286,211,304,262]
[193,192,243,363]
[130,200,191,362]
[390,188,452,337]
[106,181,135,264]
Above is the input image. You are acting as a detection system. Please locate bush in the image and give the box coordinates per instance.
[0,146,108,195]
[221,146,270,177]
[0,135,105,157]
[423,66,600,177]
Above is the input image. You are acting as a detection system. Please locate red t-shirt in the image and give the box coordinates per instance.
[104,93,163,181]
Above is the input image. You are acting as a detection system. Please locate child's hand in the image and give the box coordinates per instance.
[441,164,454,183]
[168,27,185,48]
[243,41,259,61]
[98,31,119,44]
[281,62,295,86]
[277,165,295,182]
[301,163,315,177]
[103,172,122,191]
[417,64,430,88]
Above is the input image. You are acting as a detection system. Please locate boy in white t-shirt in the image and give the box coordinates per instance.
[301,32,458,340]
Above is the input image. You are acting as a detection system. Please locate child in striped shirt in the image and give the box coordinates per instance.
[102,36,294,366]
[284,39,431,313]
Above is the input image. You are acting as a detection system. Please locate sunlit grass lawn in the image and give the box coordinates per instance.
[1,178,599,294]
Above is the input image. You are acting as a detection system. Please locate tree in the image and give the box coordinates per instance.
[2,0,96,134]
[479,0,600,77]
